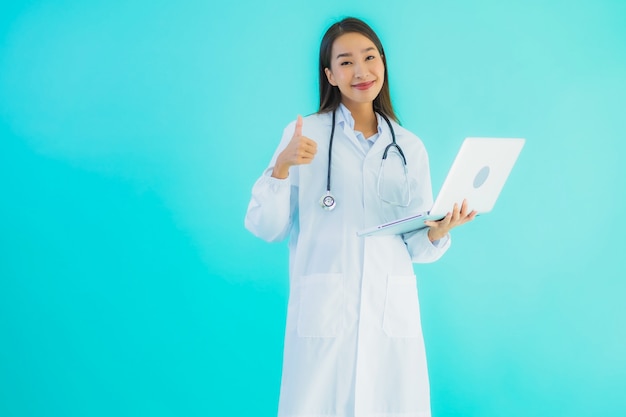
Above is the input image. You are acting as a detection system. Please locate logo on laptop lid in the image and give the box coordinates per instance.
[473,166,490,188]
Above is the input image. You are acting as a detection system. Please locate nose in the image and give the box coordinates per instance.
[354,62,369,79]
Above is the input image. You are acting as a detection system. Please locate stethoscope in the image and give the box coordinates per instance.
[320,108,407,210]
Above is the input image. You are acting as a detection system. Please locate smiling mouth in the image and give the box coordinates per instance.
[352,81,375,90]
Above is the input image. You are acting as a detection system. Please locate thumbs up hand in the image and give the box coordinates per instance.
[272,115,318,179]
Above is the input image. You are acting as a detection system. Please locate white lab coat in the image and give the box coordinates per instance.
[245,107,451,417]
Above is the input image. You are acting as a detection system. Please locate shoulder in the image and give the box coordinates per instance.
[282,112,332,142]
[282,112,332,132]
[303,111,332,127]
[391,121,426,151]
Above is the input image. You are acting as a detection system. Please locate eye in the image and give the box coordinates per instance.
[340,61,352,66]
[365,55,376,61]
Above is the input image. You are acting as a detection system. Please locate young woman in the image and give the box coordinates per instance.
[245,17,475,417]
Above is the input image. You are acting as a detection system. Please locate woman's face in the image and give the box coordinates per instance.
[324,32,385,109]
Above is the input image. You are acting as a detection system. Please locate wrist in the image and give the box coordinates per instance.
[428,228,446,243]
[271,162,290,179]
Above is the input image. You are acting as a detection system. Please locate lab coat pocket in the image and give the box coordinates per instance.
[297,273,343,338]
[383,274,421,338]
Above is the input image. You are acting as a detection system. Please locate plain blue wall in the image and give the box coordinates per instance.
[1,0,625,416]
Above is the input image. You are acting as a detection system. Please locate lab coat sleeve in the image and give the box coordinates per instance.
[244,122,298,242]
[401,133,451,263]
[403,228,451,263]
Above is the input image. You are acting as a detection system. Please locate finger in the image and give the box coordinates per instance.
[456,210,477,226]
[308,138,318,150]
[297,146,317,161]
[426,212,451,228]
[298,150,315,161]
[299,143,317,157]
[439,212,452,226]
[294,115,303,138]
[451,203,460,221]
[460,199,469,216]
[301,137,318,153]
[299,153,316,164]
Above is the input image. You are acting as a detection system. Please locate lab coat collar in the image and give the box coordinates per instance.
[337,103,384,137]
[335,104,394,160]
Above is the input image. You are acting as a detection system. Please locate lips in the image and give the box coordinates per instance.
[352,80,376,90]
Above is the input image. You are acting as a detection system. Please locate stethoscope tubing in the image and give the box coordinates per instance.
[321,108,406,210]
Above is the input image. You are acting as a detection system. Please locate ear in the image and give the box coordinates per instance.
[324,67,337,86]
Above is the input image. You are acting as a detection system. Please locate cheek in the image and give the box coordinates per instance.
[333,68,350,83]
[375,62,385,77]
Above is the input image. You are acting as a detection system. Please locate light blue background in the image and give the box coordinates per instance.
[1,1,625,416]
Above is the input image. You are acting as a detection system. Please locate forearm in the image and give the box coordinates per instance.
[245,170,293,242]
[403,227,451,264]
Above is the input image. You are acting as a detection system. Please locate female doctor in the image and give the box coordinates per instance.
[245,17,475,417]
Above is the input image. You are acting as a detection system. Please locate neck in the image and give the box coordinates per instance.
[343,101,377,136]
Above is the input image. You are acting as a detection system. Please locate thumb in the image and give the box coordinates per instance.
[293,115,303,138]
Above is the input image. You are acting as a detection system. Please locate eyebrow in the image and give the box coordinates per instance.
[335,47,376,59]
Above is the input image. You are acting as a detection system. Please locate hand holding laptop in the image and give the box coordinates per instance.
[425,199,477,242]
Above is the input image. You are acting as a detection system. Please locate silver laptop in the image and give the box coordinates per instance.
[357,137,525,237]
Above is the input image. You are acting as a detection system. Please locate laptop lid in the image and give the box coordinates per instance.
[429,137,525,217]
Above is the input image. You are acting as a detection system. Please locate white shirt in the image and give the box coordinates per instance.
[338,103,380,153]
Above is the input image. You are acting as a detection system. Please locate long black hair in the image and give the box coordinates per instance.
[318,17,399,123]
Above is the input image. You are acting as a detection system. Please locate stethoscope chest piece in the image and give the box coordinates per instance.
[320,192,336,211]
